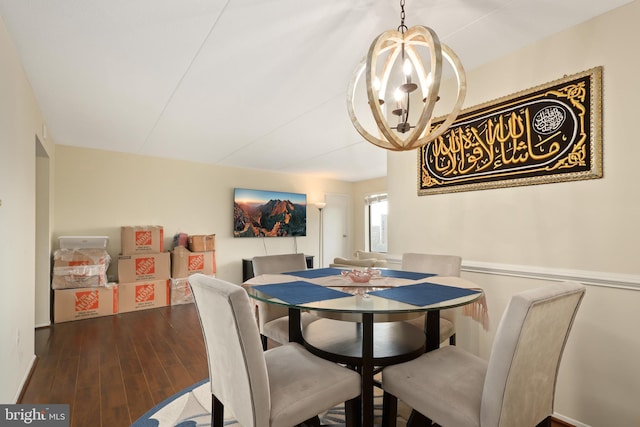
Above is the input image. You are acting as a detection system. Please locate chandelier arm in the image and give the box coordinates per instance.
[347,59,401,150]
[398,26,442,149]
[367,30,407,149]
[416,44,467,146]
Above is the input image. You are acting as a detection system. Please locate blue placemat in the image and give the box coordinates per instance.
[283,267,344,279]
[378,269,437,280]
[368,282,480,306]
[252,281,351,305]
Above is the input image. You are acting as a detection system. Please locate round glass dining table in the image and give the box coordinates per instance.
[244,268,483,427]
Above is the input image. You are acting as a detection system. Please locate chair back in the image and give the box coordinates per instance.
[252,253,308,328]
[401,253,462,277]
[401,253,462,323]
[480,281,585,427]
[252,253,307,276]
[189,274,270,427]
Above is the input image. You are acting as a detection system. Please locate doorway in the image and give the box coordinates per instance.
[321,193,350,267]
[35,137,50,327]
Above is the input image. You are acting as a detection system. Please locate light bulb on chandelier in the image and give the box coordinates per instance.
[347,0,467,151]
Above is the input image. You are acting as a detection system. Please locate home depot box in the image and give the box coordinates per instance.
[52,248,110,289]
[117,252,171,283]
[118,279,170,313]
[54,285,118,323]
[121,225,164,255]
[170,277,194,306]
[187,234,215,252]
[171,247,216,279]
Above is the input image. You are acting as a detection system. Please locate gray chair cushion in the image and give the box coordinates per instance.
[404,316,455,343]
[266,343,361,427]
[263,312,319,344]
[383,345,487,427]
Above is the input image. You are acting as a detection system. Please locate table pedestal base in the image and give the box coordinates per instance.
[303,318,426,427]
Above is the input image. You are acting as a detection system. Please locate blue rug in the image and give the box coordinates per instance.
[131,378,410,426]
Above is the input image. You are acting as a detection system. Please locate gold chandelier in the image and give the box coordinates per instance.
[347,0,467,151]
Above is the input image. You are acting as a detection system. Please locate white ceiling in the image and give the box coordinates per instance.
[0,0,632,181]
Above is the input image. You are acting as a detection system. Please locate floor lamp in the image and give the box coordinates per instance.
[315,202,326,268]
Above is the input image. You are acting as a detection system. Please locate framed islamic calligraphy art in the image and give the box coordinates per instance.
[418,67,602,195]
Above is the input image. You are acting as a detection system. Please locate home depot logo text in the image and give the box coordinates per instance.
[188,255,204,271]
[75,291,99,312]
[135,257,155,276]
[135,284,155,303]
[135,230,152,246]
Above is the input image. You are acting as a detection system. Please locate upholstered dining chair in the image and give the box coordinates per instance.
[381,281,586,427]
[401,253,462,345]
[252,253,321,349]
[189,273,361,427]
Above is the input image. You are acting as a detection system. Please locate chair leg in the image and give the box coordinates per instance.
[407,410,432,427]
[536,416,552,427]
[261,334,268,351]
[299,416,320,427]
[345,396,361,427]
[382,391,398,427]
[449,333,456,346]
[212,394,224,427]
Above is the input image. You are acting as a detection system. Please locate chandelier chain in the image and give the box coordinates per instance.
[398,0,407,34]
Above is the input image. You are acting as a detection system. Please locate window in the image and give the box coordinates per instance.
[366,193,387,252]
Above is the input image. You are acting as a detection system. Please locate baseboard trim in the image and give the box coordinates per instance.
[15,354,38,403]
[462,260,640,291]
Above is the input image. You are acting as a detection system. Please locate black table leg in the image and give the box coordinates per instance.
[425,311,441,352]
[361,313,374,427]
[288,307,303,344]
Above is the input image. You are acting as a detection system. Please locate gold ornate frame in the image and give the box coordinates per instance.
[418,67,603,195]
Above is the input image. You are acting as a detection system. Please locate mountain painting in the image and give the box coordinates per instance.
[233,188,307,237]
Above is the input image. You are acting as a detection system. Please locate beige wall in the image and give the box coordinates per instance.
[388,2,640,426]
[52,145,358,284]
[0,16,53,401]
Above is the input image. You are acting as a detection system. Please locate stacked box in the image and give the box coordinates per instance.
[118,280,171,313]
[54,285,118,323]
[52,248,110,289]
[171,247,216,279]
[118,252,171,283]
[187,234,215,252]
[121,226,164,255]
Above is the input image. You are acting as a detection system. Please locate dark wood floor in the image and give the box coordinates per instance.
[19,304,209,427]
[20,303,571,427]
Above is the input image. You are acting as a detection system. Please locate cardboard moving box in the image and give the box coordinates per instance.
[52,248,110,289]
[118,252,171,283]
[119,280,170,313]
[121,225,164,255]
[54,285,118,323]
[187,234,215,252]
[171,247,216,279]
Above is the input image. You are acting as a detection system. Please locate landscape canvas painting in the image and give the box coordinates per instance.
[233,188,307,237]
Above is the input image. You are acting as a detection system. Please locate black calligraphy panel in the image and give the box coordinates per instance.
[418,67,602,195]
